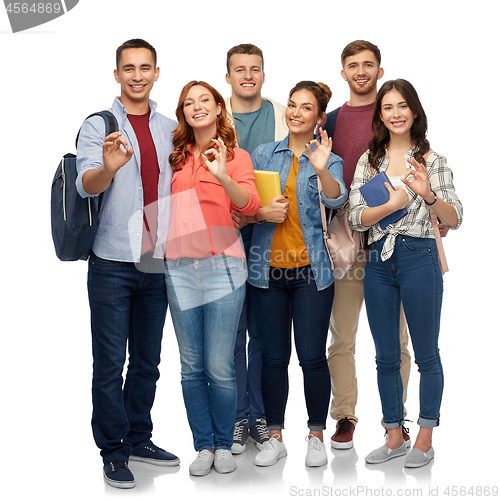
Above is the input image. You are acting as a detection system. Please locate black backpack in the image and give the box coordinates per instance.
[323,106,340,140]
[51,111,118,261]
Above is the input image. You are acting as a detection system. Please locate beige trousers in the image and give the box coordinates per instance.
[327,250,411,426]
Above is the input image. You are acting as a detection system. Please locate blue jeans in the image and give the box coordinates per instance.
[249,266,334,431]
[364,236,444,429]
[165,255,246,450]
[88,252,168,463]
[234,284,266,426]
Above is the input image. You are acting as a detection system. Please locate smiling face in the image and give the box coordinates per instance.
[225,53,265,101]
[114,47,159,113]
[341,49,383,98]
[379,89,416,139]
[285,89,324,137]
[182,85,222,133]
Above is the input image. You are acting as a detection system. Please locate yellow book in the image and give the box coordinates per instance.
[253,170,282,223]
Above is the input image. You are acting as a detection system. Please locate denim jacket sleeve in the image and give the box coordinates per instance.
[320,153,347,209]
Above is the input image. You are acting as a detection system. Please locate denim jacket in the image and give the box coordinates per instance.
[247,136,347,291]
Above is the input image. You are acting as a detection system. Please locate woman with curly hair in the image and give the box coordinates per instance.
[164,81,260,476]
[348,79,463,468]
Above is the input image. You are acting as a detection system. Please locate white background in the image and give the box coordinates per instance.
[1,1,498,498]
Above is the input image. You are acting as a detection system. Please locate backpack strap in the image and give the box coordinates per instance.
[75,110,119,211]
[323,106,340,141]
[75,110,118,148]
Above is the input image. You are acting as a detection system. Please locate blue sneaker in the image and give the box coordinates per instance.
[249,418,270,451]
[231,419,249,454]
[130,443,180,467]
[103,461,135,489]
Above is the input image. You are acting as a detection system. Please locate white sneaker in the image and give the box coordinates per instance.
[189,450,214,476]
[254,436,287,467]
[305,435,328,467]
[214,449,236,474]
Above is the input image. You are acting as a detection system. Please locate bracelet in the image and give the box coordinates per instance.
[254,214,265,224]
[425,190,437,206]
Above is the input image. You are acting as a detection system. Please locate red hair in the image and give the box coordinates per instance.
[169,81,237,171]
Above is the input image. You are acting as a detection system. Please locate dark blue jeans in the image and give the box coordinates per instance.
[364,236,444,429]
[249,266,334,431]
[234,225,265,426]
[88,253,168,463]
[234,283,266,426]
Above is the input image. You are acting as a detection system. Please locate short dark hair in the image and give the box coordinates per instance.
[341,40,381,68]
[226,43,264,73]
[116,39,157,69]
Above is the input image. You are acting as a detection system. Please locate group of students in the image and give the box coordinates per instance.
[75,38,463,489]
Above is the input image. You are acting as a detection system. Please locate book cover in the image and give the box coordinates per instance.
[359,171,408,229]
[254,170,280,205]
[253,170,283,223]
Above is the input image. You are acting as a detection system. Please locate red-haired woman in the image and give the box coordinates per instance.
[164,81,260,476]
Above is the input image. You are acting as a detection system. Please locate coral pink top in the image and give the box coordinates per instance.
[166,147,260,260]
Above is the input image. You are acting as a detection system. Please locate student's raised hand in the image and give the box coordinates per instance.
[202,137,228,182]
[401,157,431,200]
[102,132,133,174]
[306,127,332,175]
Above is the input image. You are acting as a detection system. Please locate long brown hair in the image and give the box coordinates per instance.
[169,81,237,171]
[368,79,430,172]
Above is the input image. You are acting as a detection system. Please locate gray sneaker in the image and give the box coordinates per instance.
[214,449,236,474]
[365,441,407,464]
[249,418,270,450]
[189,450,214,476]
[404,446,434,468]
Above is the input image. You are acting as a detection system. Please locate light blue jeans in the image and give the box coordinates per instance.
[165,255,246,451]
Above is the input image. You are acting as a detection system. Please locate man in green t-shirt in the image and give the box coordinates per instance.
[224,43,287,455]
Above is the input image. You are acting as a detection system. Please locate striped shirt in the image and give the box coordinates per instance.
[348,149,463,261]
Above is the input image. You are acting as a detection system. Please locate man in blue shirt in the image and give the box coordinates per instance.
[224,43,288,454]
[76,39,178,489]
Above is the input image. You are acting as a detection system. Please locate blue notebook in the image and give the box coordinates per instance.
[359,171,408,229]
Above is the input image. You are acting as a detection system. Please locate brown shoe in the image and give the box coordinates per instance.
[402,425,411,449]
[330,417,356,449]
[384,424,412,449]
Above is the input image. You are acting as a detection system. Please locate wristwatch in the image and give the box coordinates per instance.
[425,190,437,206]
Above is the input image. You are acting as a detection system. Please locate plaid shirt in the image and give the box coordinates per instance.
[348,149,463,261]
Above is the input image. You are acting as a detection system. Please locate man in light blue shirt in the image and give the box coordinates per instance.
[76,39,178,489]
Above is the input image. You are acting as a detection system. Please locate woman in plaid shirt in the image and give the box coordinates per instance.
[348,79,463,468]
